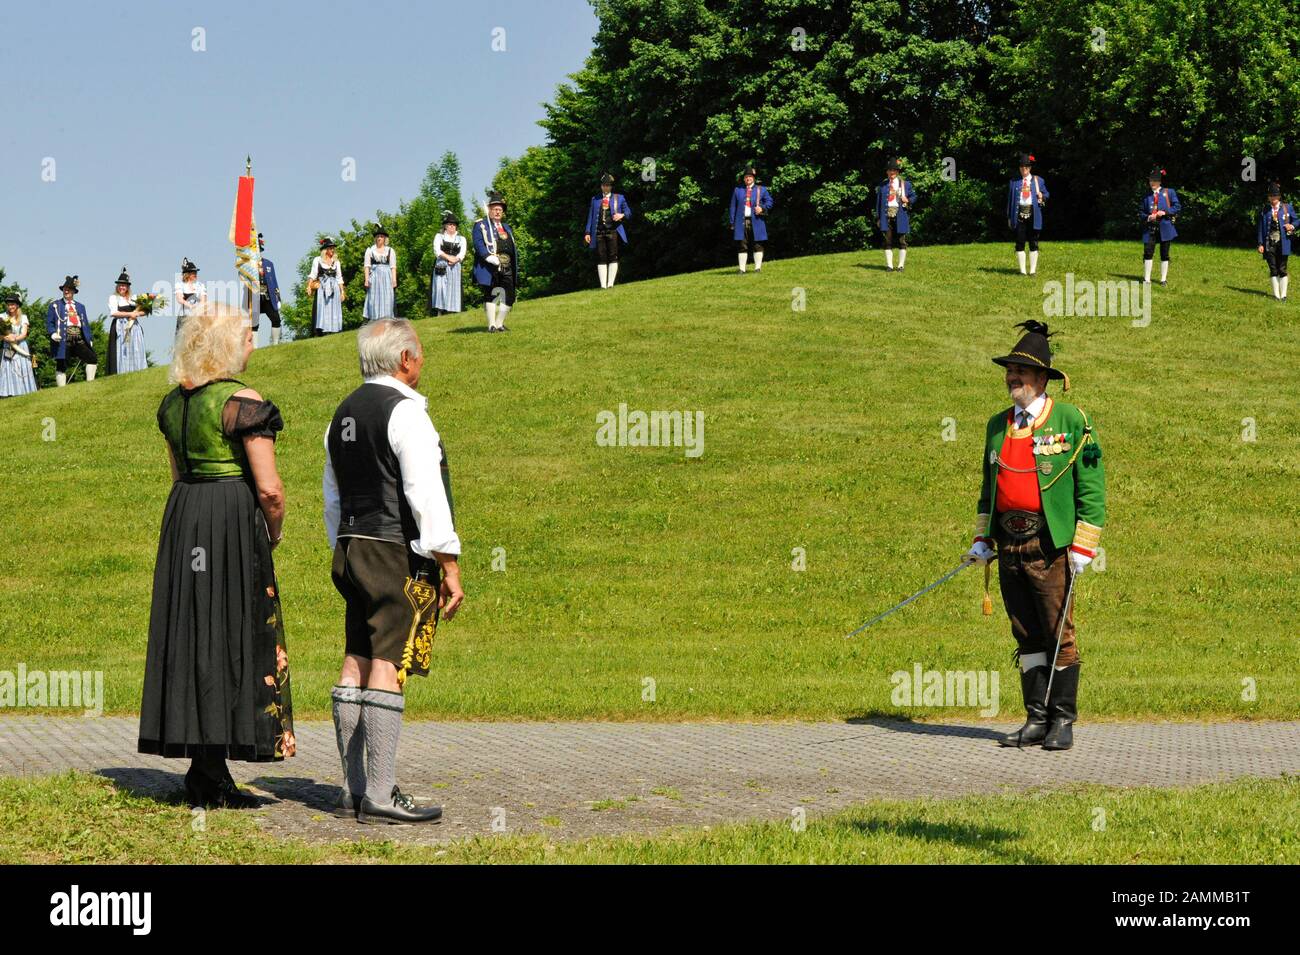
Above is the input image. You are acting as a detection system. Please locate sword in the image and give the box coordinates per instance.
[844,556,996,639]
[1043,567,1079,704]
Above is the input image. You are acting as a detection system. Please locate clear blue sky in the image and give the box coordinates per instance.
[0,0,597,354]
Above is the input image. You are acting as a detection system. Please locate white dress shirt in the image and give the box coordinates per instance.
[322,375,461,558]
[1013,392,1047,429]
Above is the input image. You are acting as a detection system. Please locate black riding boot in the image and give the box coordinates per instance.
[999,665,1049,747]
[1043,665,1080,751]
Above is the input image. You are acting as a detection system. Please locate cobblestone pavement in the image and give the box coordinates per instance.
[1,716,1296,845]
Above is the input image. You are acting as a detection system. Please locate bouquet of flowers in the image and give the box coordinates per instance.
[134,292,167,315]
[1,313,33,363]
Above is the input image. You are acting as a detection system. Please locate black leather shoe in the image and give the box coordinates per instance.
[1043,665,1080,751]
[334,790,363,819]
[184,768,259,809]
[358,786,443,824]
[999,665,1049,747]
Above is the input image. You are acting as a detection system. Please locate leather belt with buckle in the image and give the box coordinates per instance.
[998,510,1044,541]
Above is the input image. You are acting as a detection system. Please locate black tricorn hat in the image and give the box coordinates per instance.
[3,292,20,305]
[181,258,199,274]
[485,191,506,209]
[115,266,131,287]
[1268,181,1282,197]
[319,236,337,250]
[59,275,79,292]
[1018,152,1036,168]
[373,225,389,238]
[1148,166,1166,182]
[441,210,459,225]
[992,320,1069,389]
[600,172,615,185]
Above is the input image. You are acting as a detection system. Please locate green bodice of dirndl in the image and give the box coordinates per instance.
[157,379,249,479]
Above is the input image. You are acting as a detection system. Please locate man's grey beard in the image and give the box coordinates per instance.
[1007,381,1044,410]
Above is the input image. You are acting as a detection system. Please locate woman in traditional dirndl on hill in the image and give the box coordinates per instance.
[0,293,38,397]
[363,226,397,320]
[310,236,346,335]
[138,302,295,809]
[106,266,147,375]
[431,212,466,315]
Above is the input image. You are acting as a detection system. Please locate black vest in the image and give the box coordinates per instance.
[328,383,419,545]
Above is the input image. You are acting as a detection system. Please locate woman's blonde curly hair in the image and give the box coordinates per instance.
[169,302,250,386]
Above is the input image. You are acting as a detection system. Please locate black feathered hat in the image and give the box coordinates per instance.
[600,172,615,185]
[319,236,337,250]
[59,275,79,292]
[1018,152,1035,168]
[3,292,20,306]
[373,225,389,238]
[1148,166,1166,183]
[739,166,758,181]
[992,320,1069,389]
[485,191,506,210]
[1268,181,1282,198]
[115,266,131,287]
[181,258,199,274]
[441,210,459,225]
[886,158,902,172]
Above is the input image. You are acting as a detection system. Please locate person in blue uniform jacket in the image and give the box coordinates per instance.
[876,159,916,272]
[472,191,519,332]
[584,173,632,288]
[1007,153,1049,276]
[1257,181,1297,301]
[253,233,284,345]
[45,275,96,386]
[730,167,773,273]
[1142,167,1181,286]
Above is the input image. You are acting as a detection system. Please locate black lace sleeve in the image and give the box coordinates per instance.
[222,396,285,441]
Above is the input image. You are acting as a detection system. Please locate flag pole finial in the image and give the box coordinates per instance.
[245,155,252,175]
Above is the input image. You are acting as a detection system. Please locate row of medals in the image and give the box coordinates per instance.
[1033,435,1070,473]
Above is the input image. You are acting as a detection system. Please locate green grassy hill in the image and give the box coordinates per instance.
[3,241,1296,720]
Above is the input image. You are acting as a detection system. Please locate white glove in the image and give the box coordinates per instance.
[1068,550,1093,576]
[486,254,501,266]
[964,540,995,565]
[51,332,61,341]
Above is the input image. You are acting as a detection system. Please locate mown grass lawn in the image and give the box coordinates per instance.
[1,771,1294,864]
[1,242,1296,721]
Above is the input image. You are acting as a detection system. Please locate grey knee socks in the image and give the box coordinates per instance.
[359,688,405,803]
[331,685,366,799]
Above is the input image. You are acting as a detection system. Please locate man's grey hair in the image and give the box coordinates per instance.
[357,319,422,378]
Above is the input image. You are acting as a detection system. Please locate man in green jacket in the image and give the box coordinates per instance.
[963,321,1105,751]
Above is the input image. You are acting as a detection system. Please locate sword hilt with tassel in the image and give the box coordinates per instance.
[982,561,993,616]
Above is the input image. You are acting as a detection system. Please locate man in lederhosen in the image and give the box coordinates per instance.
[584,173,632,288]
[45,275,97,386]
[1257,181,1296,302]
[729,167,773,274]
[472,191,518,332]
[253,233,285,344]
[1007,153,1049,276]
[1141,167,1180,286]
[323,318,464,823]
[964,321,1105,751]
[875,159,916,272]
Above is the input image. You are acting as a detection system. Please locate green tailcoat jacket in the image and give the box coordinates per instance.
[974,396,1106,554]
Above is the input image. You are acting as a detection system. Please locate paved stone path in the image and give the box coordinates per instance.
[1,716,1296,845]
